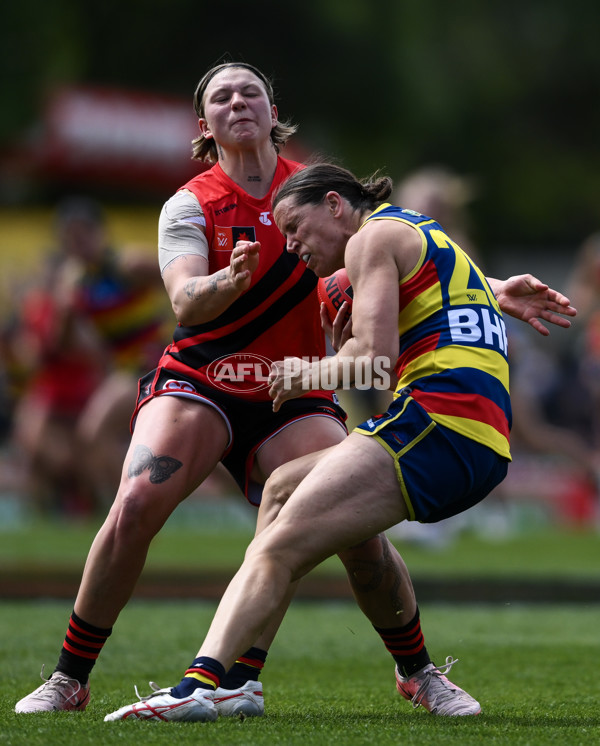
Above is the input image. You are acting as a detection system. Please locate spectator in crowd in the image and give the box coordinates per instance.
[565,232,600,447]
[9,197,169,514]
[393,165,481,264]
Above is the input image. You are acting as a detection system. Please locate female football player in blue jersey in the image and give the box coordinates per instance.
[103,161,577,723]
[17,61,575,720]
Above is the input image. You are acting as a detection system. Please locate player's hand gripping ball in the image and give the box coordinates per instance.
[317,268,353,324]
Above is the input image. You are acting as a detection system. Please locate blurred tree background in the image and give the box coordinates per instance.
[0,0,598,254]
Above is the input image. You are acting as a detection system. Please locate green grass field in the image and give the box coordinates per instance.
[1,507,598,582]
[2,601,599,745]
[1,512,599,743]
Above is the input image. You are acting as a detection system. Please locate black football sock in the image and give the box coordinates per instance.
[373,607,432,678]
[221,647,267,688]
[54,611,112,685]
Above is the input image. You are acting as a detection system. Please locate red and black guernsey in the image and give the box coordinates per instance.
[158,157,332,403]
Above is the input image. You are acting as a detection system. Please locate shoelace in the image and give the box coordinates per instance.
[410,656,459,709]
[134,681,168,702]
[37,664,83,705]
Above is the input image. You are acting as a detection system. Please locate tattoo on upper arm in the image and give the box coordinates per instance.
[128,444,183,484]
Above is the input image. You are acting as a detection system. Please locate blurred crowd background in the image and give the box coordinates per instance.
[0,0,599,533]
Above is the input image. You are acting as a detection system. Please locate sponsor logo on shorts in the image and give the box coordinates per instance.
[206,355,393,394]
[163,379,198,394]
[206,353,273,393]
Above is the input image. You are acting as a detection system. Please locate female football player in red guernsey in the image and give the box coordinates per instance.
[17,61,576,720]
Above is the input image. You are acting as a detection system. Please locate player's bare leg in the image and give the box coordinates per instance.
[198,433,409,669]
[245,417,346,653]
[16,395,231,714]
[256,434,479,716]
[75,396,230,627]
[260,442,417,625]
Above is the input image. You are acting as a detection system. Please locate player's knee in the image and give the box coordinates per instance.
[339,533,386,562]
[262,464,295,515]
[337,534,388,584]
[108,483,162,541]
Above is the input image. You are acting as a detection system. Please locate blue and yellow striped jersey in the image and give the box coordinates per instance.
[360,204,511,460]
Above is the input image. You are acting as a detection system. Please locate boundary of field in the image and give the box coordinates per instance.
[3,569,599,603]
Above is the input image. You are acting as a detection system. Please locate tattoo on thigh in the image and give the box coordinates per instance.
[128,445,182,484]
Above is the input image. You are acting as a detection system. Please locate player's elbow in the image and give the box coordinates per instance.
[171,296,192,325]
[170,294,207,326]
[354,342,396,390]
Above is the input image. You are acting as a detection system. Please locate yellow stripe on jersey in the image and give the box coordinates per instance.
[426,413,511,460]
[397,345,510,395]
[398,282,443,336]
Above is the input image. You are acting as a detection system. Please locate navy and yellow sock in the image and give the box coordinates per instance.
[374,607,431,678]
[54,611,112,685]
[170,656,226,699]
[221,647,267,689]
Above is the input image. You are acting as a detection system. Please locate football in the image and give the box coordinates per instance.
[317,268,353,325]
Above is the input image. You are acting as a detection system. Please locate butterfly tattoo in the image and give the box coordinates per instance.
[128,445,183,484]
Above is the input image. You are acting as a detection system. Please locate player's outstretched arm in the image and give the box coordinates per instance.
[489,274,577,336]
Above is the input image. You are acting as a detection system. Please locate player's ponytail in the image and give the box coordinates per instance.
[361,174,394,204]
[273,163,393,213]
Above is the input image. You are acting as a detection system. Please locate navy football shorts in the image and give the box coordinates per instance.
[354,390,508,523]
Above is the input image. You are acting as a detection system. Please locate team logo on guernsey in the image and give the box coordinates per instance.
[214,226,257,251]
[207,353,272,393]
